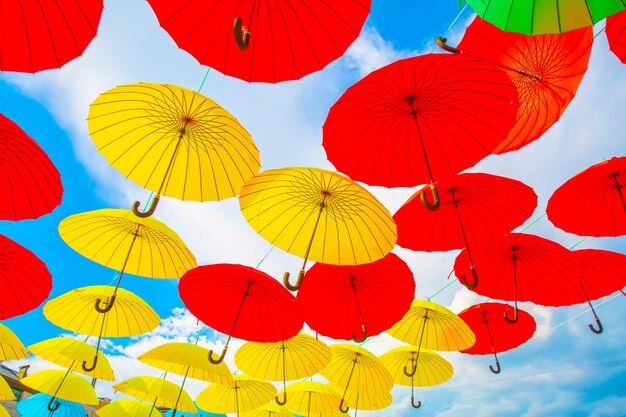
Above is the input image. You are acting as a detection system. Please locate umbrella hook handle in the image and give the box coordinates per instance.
[419,183,440,211]
[275,390,287,405]
[47,397,60,412]
[489,358,501,374]
[208,346,228,364]
[352,326,368,343]
[283,270,305,291]
[460,266,479,289]
[404,362,417,377]
[410,395,422,409]
[503,306,518,324]
[339,399,350,413]
[233,17,251,51]
[82,354,99,372]
[589,316,603,334]
[436,37,461,54]
[94,293,117,313]
[132,195,160,218]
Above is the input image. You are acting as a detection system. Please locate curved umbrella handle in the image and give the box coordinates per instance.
[419,183,440,211]
[233,17,251,51]
[403,362,417,377]
[47,397,60,412]
[283,270,305,292]
[94,294,117,313]
[339,399,350,414]
[410,395,422,409]
[589,316,603,334]
[275,391,287,405]
[352,325,367,343]
[436,37,461,54]
[489,359,501,374]
[503,306,518,324]
[82,354,99,372]
[460,266,479,289]
[208,347,228,364]
[132,195,160,218]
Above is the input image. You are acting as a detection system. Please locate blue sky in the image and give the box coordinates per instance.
[2,1,626,416]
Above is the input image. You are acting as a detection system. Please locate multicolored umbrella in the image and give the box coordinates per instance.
[16,393,85,417]
[239,167,397,290]
[393,173,537,288]
[235,333,331,404]
[113,376,197,414]
[97,399,163,417]
[296,252,414,341]
[0,113,63,220]
[462,0,625,35]
[196,375,277,416]
[0,0,103,72]
[459,303,536,373]
[0,323,29,360]
[21,370,99,411]
[323,53,519,208]
[146,0,371,83]
[607,10,626,63]
[88,82,260,217]
[179,263,304,364]
[546,156,626,237]
[276,381,342,416]
[445,17,593,154]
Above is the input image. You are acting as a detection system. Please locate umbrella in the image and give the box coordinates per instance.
[196,375,277,416]
[0,323,29,360]
[138,342,234,417]
[0,0,103,73]
[607,10,626,63]
[16,393,85,417]
[323,53,519,207]
[0,405,8,417]
[0,113,63,219]
[546,156,626,237]
[440,17,593,154]
[145,0,371,83]
[380,346,453,409]
[296,252,415,341]
[113,376,197,413]
[240,403,293,417]
[239,167,397,290]
[28,337,115,381]
[234,333,331,404]
[393,173,537,288]
[87,82,260,217]
[454,233,583,322]
[0,234,52,319]
[179,263,304,363]
[319,344,393,413]
[0,376,15,401]
[276,381,342,416]
[462,0,625,35]
[165,405,226,417]
[21,370,99,411]
[387,299,476,351]
[458,303,536,373]
[97,399,163,417]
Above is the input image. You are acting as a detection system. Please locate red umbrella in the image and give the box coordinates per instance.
[296,252,415,342]
[607,10,626,64]
[0,0,103,73]
[394,172,537,288]
[178,264,304,364]
[323,53,519,208]
[0,234,52,319]
[0,114,63,220]
[453,233,583,323]
[546,156,626,237]
[438,17,593,154]
[146,0,370,83]
[458,302,536,374]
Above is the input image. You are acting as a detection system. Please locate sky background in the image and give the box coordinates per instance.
[2,1,626,416]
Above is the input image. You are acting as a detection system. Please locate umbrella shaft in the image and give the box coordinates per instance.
[300,203,325,271]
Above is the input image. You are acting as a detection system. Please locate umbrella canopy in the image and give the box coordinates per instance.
[296,252,415,341]
[235,333,331,404]
[146,0,371,83]
[0,405,8,417]
[88,82,260,217]
[239,167,397,290]
[463,0,625,35]
[165,405,226,417]
[277,381,342,415]
[28,337,115,381]
[21,370,99,405]
[179,264,304,364]
[16,393,86,417]
[0,323,29,360]
[0,0,103,73]
[459,303,536,373]
[394,172,536,287]
[607,10,626,63]
[546,156,626,237]
[97,399,163,417]
[387,299,476,351]
[0,113,63,220]
[196,375,277,415]
[0,376,15,401]
[113,376,197,413]
[0,234,52,320]
[452,17,593,154]
[240,403,293,417]
[323,53,519,201]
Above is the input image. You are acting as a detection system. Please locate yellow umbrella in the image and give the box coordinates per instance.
[239,167,397,290]
[241,402,295,417]
[277,381,341,416]
[387,299,476,351]
[234,333,331,404]
[97,399,163,417]
[0,376,16,401]
[0,404,9,417]
[28,337,115,381]
[380,345,453,409]
[88,82,261,217]
[0,323,29,360]
[319,344,393,413]
[196,375,276,416]
[21,369,99,412]
[113,376,196,413]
